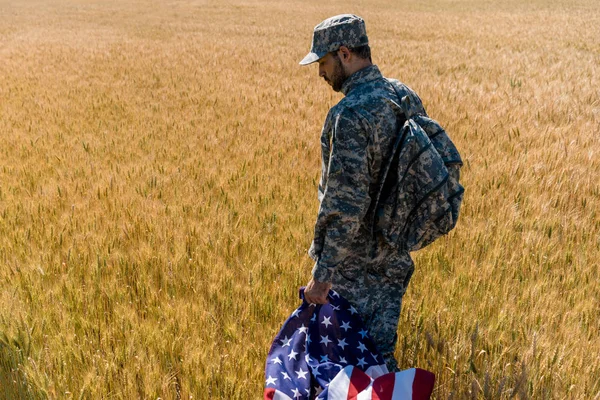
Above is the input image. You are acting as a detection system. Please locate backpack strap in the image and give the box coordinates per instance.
[367,79,417,238]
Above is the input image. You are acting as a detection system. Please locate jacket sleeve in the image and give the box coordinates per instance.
[309,107,372,282]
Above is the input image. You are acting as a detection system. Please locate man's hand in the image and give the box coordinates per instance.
[304,278,332,304]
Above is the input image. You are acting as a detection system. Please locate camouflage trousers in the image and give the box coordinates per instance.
[331,264,412,373]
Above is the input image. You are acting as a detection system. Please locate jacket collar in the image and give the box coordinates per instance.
[341,64,382,96]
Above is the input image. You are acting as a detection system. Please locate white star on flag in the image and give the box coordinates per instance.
[287,349,298,361]
[281,371,291,381]
[357,342,368,353]
[331,304,340,311]
[271,356,282,365]
[338,338,348,350]
[280,336,292,347]
[358,329,368,338]
[266,375,277,386]
[320,355,329,363]
[340,321,351,331]
[357,357,367,368]
[349,306,358,315]
[291,387,302,398]
[297,324,308,334]
[339,356,347,364]
[295,368,308,380]
[320,335,332,346]
[321,316,332,328]
[311,365,321,377]
[291,308,301,318]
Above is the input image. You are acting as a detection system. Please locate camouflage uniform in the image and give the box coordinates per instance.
[300,15,447,372]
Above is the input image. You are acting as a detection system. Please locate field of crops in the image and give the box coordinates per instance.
[1,0,599,398]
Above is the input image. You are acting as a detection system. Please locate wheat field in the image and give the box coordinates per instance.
[0,0,599,398]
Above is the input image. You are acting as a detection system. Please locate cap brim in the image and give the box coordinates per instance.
[299,51,325,66]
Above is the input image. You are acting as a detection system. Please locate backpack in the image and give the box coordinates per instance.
[369,84,464,252]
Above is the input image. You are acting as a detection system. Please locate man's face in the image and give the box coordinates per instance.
[318,52,347,92]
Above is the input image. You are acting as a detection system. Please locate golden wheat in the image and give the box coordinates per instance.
[0,0,599,398]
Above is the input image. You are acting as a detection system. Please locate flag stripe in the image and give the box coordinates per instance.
[327,367,353,399]
[349,367,372,398]
[264,388,294,400]
[412,368,435,400]
[356,385,374,400]
[372,370,397,400]
[391,368,415,399]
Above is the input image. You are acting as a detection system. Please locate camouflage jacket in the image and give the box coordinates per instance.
[308,65,430,284]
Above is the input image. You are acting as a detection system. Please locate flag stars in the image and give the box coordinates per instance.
[320,355,329,363]
[340,321,351,331]
[288,349,299,361]
[331,304,340,311]
[297,324,308,335]
[281,371,291,381]
[291,308,301,318]
[337,338,348,350]
[349,306,358,315]
[291,387,302,398]
[357,357,367,369]
[339,356,347,364]
[358,329,368,339]
[265,375,277,386]
[311,365,321,377]
[320,335,332,346]
[280,336,292,347]
[321,316,333,328]
[357,342,368,353]
[270,356,282,365]
[295,368,308,380]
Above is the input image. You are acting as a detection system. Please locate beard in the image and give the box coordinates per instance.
[324,55,348,92]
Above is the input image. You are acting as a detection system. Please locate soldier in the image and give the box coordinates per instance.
[300,14,460,372]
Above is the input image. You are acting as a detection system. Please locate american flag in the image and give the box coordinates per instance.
[264,289,434,400]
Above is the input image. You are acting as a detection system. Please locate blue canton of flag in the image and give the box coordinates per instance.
[264,289,388,400]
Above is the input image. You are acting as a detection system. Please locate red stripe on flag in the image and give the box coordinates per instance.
[412,368,435,400]
[348,367,373,398]
[371,372,396,400]
[263,388,276,400]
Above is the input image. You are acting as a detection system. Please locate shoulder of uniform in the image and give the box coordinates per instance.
[326,102,354,122]
[386,78,416,98]
[385,77,428,116]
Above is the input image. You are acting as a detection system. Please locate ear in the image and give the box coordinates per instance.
[338,46,352,63]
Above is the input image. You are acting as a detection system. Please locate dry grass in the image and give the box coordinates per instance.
[0,0,599,398]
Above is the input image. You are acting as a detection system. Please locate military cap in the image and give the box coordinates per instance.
[299,14,369,65]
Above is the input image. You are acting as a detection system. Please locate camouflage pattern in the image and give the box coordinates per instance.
[306,65,426,371]
[307,64,462,371]
[300,14,369,65]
